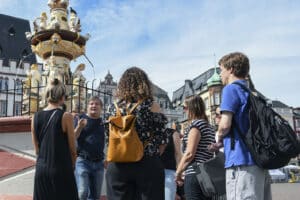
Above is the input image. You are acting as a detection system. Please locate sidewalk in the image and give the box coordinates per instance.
[0,132,107,200]
[1,132,300,200]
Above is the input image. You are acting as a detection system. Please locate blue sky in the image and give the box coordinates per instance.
[1,0,300,107]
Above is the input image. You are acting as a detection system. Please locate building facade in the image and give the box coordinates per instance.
[270,100,294,128]
[172,67,222,128]
[0,14,36,116]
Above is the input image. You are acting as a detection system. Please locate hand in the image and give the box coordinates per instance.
[208,142,223,152]
[103,160,109,169]
[175,172,184,186]
[77,118,87,129]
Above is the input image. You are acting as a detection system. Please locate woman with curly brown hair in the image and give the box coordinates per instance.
[105,67,174,200]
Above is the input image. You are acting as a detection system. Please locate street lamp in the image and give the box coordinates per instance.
[92,78,97,97]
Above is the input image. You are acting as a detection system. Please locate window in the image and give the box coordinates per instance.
[204,97,209,110]
[0,100,7,116]
[4,77,9,90]
[0,77,2,91]
[210,95,214,106]
[0,45,2,56]
[214,92,220,105]
[8,26,16,36]
[14,102,22,116]
[16,79,22,94]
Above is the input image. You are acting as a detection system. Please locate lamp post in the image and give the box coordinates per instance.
[85,80,90,112]
[92,78,97,97]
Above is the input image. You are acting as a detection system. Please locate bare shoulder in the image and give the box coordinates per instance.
[62,112,74,122]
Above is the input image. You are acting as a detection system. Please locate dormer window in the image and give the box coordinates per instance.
[22,49,29,58]
[8,26,16,36]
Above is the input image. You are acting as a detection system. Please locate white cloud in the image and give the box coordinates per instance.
[1,0,300,107]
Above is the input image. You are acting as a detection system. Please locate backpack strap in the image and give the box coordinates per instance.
[230,82,250,150]
[113,102,122,116]
[128,100,143,115]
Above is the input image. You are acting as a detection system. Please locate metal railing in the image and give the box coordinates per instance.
[0,81,113,117]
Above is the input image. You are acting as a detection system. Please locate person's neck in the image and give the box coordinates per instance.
[227,76,244,84]
[87,113,100,119]
[45,103,60,110]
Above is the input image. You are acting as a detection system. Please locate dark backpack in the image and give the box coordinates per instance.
[232,82,300,169]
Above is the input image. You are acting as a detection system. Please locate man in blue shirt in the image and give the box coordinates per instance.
[74,96,105,200]
[209,52,270,200]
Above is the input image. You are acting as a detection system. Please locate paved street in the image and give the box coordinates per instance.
[1,132,300,200]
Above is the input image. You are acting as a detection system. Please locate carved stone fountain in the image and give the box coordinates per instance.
[23,0,90,114]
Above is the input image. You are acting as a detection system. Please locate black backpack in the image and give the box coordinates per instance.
[232,82,300,169]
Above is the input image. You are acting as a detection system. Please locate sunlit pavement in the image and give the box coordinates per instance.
[1,132,300,200]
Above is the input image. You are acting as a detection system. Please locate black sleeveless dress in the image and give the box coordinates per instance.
[33,109,78,200]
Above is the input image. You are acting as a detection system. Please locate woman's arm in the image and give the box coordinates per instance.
[173,131,182,166]
[62,112,77,167]
[175,127,201,180]
[31,115,39,155]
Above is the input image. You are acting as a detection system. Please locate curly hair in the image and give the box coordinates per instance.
[116,67,153,102]
[218,52,249,78]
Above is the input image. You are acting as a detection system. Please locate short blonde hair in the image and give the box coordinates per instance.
[45,78,66,104]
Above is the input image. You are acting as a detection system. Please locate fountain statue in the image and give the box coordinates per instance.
[23,0,90,114]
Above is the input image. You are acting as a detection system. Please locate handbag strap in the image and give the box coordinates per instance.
[192,162,202,174]
[41,109,58,136]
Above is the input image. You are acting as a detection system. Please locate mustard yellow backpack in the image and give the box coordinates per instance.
[107,101,144,162]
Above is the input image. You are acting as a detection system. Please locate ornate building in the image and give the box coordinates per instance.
[97,71,117,115]
[172,67,222,126]
[0,14,37,116]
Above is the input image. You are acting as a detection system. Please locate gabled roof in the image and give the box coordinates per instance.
[0,14,36,66]
[172,67,218,102]
[271,100,289,108]
[152,83,170,100]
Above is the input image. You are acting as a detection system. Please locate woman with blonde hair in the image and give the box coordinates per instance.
[175,95,215,200]
[31,78,78,200]
[105,67,174,200]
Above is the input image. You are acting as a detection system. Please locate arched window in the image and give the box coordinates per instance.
[16,78,22,94]
[4,77,9,90]
[8,26,16,36]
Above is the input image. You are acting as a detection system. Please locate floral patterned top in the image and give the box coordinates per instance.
[106,98,174,156]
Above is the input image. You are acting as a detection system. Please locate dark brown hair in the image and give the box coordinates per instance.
[186,95,208,121]
[116,67,153,102]
[218,52,249,78]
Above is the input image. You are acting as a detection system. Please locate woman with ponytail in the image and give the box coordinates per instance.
[31,78,79,200]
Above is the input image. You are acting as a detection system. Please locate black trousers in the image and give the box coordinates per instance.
[106,156,165,200]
